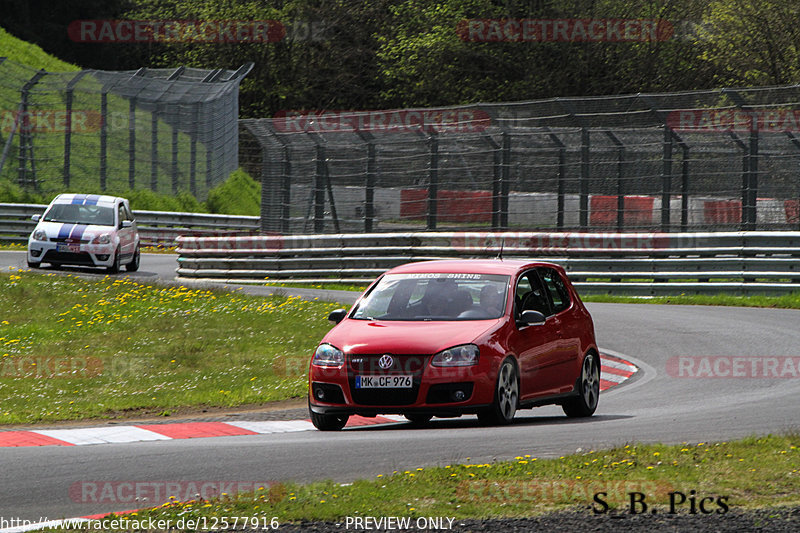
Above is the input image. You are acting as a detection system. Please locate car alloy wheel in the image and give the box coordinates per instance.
[479,358,518,425]
[563,352,600,417]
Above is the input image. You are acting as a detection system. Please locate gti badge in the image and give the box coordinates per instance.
[378,354,394,370]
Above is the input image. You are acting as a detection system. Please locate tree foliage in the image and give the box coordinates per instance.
[0,0,797,116]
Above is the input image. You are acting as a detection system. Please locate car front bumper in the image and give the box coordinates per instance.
[28,240,115,267]
[308,362,496,417]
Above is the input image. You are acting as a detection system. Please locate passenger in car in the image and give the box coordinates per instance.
[480,285,503,316]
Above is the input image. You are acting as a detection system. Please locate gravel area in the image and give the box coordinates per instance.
[273,506,800,532]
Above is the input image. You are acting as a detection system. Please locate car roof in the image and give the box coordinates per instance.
[384,259,560,276]
[50,193,123,208]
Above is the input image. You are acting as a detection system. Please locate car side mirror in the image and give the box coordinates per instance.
[327,308,347,324]
[31,214,40,222]
[517,309,546,327]
[121,220,133,228]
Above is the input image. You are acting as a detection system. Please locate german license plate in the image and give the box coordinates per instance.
[56,244,80,253]
[355,375,412,389]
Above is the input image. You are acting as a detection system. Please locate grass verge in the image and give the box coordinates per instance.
[0,269,343,425]
[94,434,799,525]
[581,293,800,309]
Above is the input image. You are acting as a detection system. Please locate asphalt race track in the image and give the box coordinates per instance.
[1,250,799,521]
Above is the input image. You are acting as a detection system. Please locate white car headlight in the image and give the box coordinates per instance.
[32,229,47,241]
[312,343,344,367]
[431,344,480,367]
[91,233,112,244]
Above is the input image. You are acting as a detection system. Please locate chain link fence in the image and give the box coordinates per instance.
[241,86,800,234]
[0,58,252,199]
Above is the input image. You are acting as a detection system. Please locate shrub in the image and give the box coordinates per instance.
[204,168,260,216]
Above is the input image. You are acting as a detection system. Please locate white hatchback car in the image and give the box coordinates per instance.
[27,193,140,273]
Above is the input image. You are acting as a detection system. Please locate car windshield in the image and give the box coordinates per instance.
[351,273,510,321]
[43,204,115,226]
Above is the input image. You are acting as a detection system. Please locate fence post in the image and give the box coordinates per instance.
[427,130,439,230]
[63,71,88,188]
[63,88,72,188]
[100,91,108,191]
[661,125,673,231]
[500,131,510,229]
[189,103,199,196]
[580,128,590,229]
[314,144,326,233]
[281,145,292,233]
[266,127,292,234]
[171,124,179,194]
[128,98,136,189]
[364,137,376,233]
[151,106,159,192]
[681,142,690,232]
[545,129,566,230]
[746,124,759,230]
[356,131,376,232]
[604,130,625,231]
[728,132,748,230]
[17,69,47,190]
[481,132,501,229]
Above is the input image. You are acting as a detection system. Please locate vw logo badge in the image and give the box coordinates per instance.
[378,354,394,370]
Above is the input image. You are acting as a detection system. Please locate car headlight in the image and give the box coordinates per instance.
[312,343,344,367]
[431,344,480,367]
[32,229,47,241]
[91,233,111,244]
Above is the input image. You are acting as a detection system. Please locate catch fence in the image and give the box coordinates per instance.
[241,86,800,234]
[0,58,252,199]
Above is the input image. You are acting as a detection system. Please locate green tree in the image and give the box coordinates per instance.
[699,0,800,86]
[376,0,712,107]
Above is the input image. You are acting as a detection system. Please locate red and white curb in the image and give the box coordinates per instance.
[0,354,635,448]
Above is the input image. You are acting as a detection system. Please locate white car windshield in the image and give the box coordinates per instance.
[351,273,510,321]
[43,204,115,226]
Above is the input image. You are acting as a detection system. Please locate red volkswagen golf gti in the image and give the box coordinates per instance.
[308,259,599,430]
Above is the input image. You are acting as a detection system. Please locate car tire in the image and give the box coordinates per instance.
[405,414,433,426]
[309,404,349,431]
[126,245,140,272]
[107,247,121,274]
[562,352,600,418]
[27,260,41,269]
[478,358,518,425]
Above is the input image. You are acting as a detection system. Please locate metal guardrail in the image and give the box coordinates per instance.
[0,203,259,246]
[175,231,800,295]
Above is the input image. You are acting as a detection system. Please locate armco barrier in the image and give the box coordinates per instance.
[176,231,800,295]
[0,203,259,246]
